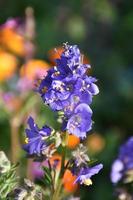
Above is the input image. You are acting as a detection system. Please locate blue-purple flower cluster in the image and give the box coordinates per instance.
[37,44,99,138]
[22,44,103,190]
[111,137,133,184]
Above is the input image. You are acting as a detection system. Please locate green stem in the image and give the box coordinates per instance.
[48,160,55,192]
[51,132,68,200]
[51,179,62,200]
[60,145,66,178]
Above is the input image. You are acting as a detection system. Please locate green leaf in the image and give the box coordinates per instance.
[88,159,98,166]
[42,166,52,186]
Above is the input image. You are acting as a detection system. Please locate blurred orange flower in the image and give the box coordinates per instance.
[67,134,80,149]
[0,51,18,81]
[48,47,63,65]
[87,133,105,154]
[20,59,50,81]
[50,154,78,193]
[0,27,25,56]
[63,169,78,193]
[82,54,90,64]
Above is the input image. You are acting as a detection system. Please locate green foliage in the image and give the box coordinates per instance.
[0,164,19,198]
[8,179,43,200]
[42,166,53,186]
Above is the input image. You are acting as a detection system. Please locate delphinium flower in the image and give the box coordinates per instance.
[111,137,133,199]
[37,43,99,138]
[23,43,103,200]
[66,103,92,138]
[111,137,133,184]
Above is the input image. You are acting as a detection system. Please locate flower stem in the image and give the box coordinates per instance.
[51,179,62,200]
[60,145,66,178]
[51,132,68,200]
[10,117,20,163]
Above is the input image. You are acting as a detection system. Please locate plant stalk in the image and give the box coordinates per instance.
[51,132,68,200]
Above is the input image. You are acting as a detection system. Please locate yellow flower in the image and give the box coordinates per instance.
[0,51,18,81]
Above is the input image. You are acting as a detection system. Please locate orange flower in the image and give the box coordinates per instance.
[48,47,63,65]
[20,59,50,81]
[82,54,90,64]
[67,134,80,149]
[87,133,105,153]
[63,169,78,193]
[49,154,78,193]
[0,27,25,56]
[0,51,18,81]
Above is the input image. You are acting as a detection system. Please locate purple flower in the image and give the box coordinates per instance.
[55,44,91,79]
[37,44,99,139]
[23,117,52,156]
[37,44,96,112]
[66,103,92,138]
[44,78,73,111]
[111,137,133,184]
[17,77,33,93]
[119,137,133,170]
[111,159,124,184]
[0,18,19,29]
[68,76,98,106]
[56,44,81,71]
[75,164,103,185]
[60,76,99,117]
[32,161,44,179]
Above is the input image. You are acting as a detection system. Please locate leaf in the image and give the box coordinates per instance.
[42,166,52,186]
[88,159,98,166]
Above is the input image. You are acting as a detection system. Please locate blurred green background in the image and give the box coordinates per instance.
[0,0,133,199]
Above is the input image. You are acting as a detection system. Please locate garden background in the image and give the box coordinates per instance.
[0,0,133,199]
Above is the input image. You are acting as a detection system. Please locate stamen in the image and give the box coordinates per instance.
[42,86,48,93]
[83,178,92,186]
[25,137,29,144]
